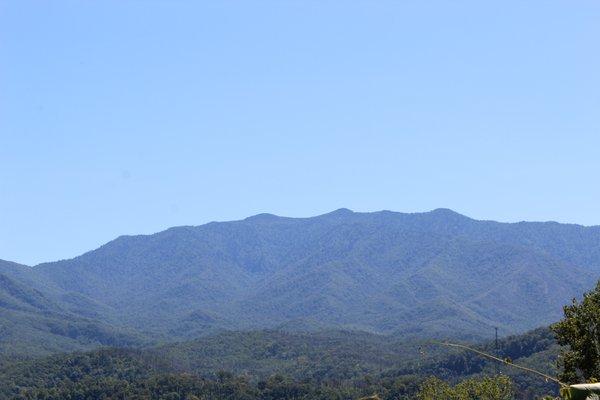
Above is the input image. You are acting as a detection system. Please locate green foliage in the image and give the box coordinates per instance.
[551,280,600,383]
[417,375,513,400]
[0,328,561,400]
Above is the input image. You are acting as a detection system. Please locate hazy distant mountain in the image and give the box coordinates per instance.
[0,260,140,356]
[2,208,600,354]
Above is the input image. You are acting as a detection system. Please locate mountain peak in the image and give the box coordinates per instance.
[428,208,470,220]
[322,208,354,217]
[430,208,460,215]
[244,213,280,222]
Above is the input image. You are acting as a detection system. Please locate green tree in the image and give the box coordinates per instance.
[551,280,600,383]
[417,375,513,400]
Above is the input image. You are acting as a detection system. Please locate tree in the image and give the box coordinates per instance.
[417,375,513,400]
[551,280,600,384]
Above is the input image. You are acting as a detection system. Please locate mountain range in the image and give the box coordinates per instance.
[1,208,599,356]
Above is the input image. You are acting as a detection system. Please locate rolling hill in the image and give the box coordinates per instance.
[0,328,561,399]
[0,260,141,356]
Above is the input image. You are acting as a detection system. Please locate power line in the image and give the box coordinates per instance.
[435,341,567,388]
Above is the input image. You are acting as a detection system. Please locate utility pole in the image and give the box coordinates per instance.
[495,327,499,375]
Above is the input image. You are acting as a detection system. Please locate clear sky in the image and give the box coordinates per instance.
[1,1,599,266]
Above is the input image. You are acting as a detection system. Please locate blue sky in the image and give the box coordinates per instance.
[1,1,599,265]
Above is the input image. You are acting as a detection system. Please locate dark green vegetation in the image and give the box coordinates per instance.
[0,328,560,399]
[417,375,513,400]
[552,281,600,384]
[2,208,600,355]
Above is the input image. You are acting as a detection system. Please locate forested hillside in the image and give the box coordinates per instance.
[0,328,560,400]
[0,260,141,356]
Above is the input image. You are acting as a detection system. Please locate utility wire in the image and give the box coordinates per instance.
[435,341,567,388]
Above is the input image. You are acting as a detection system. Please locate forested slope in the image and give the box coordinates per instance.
[0,328,560,399]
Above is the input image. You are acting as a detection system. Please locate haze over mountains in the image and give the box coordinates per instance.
[1,208,599,356]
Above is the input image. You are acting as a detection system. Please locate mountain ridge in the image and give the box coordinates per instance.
[2,208,599,355]
[6,207,599,268]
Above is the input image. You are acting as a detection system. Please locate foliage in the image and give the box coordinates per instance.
[417,375,513,400]
[0,328,561,400]
[551,280,600,384]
